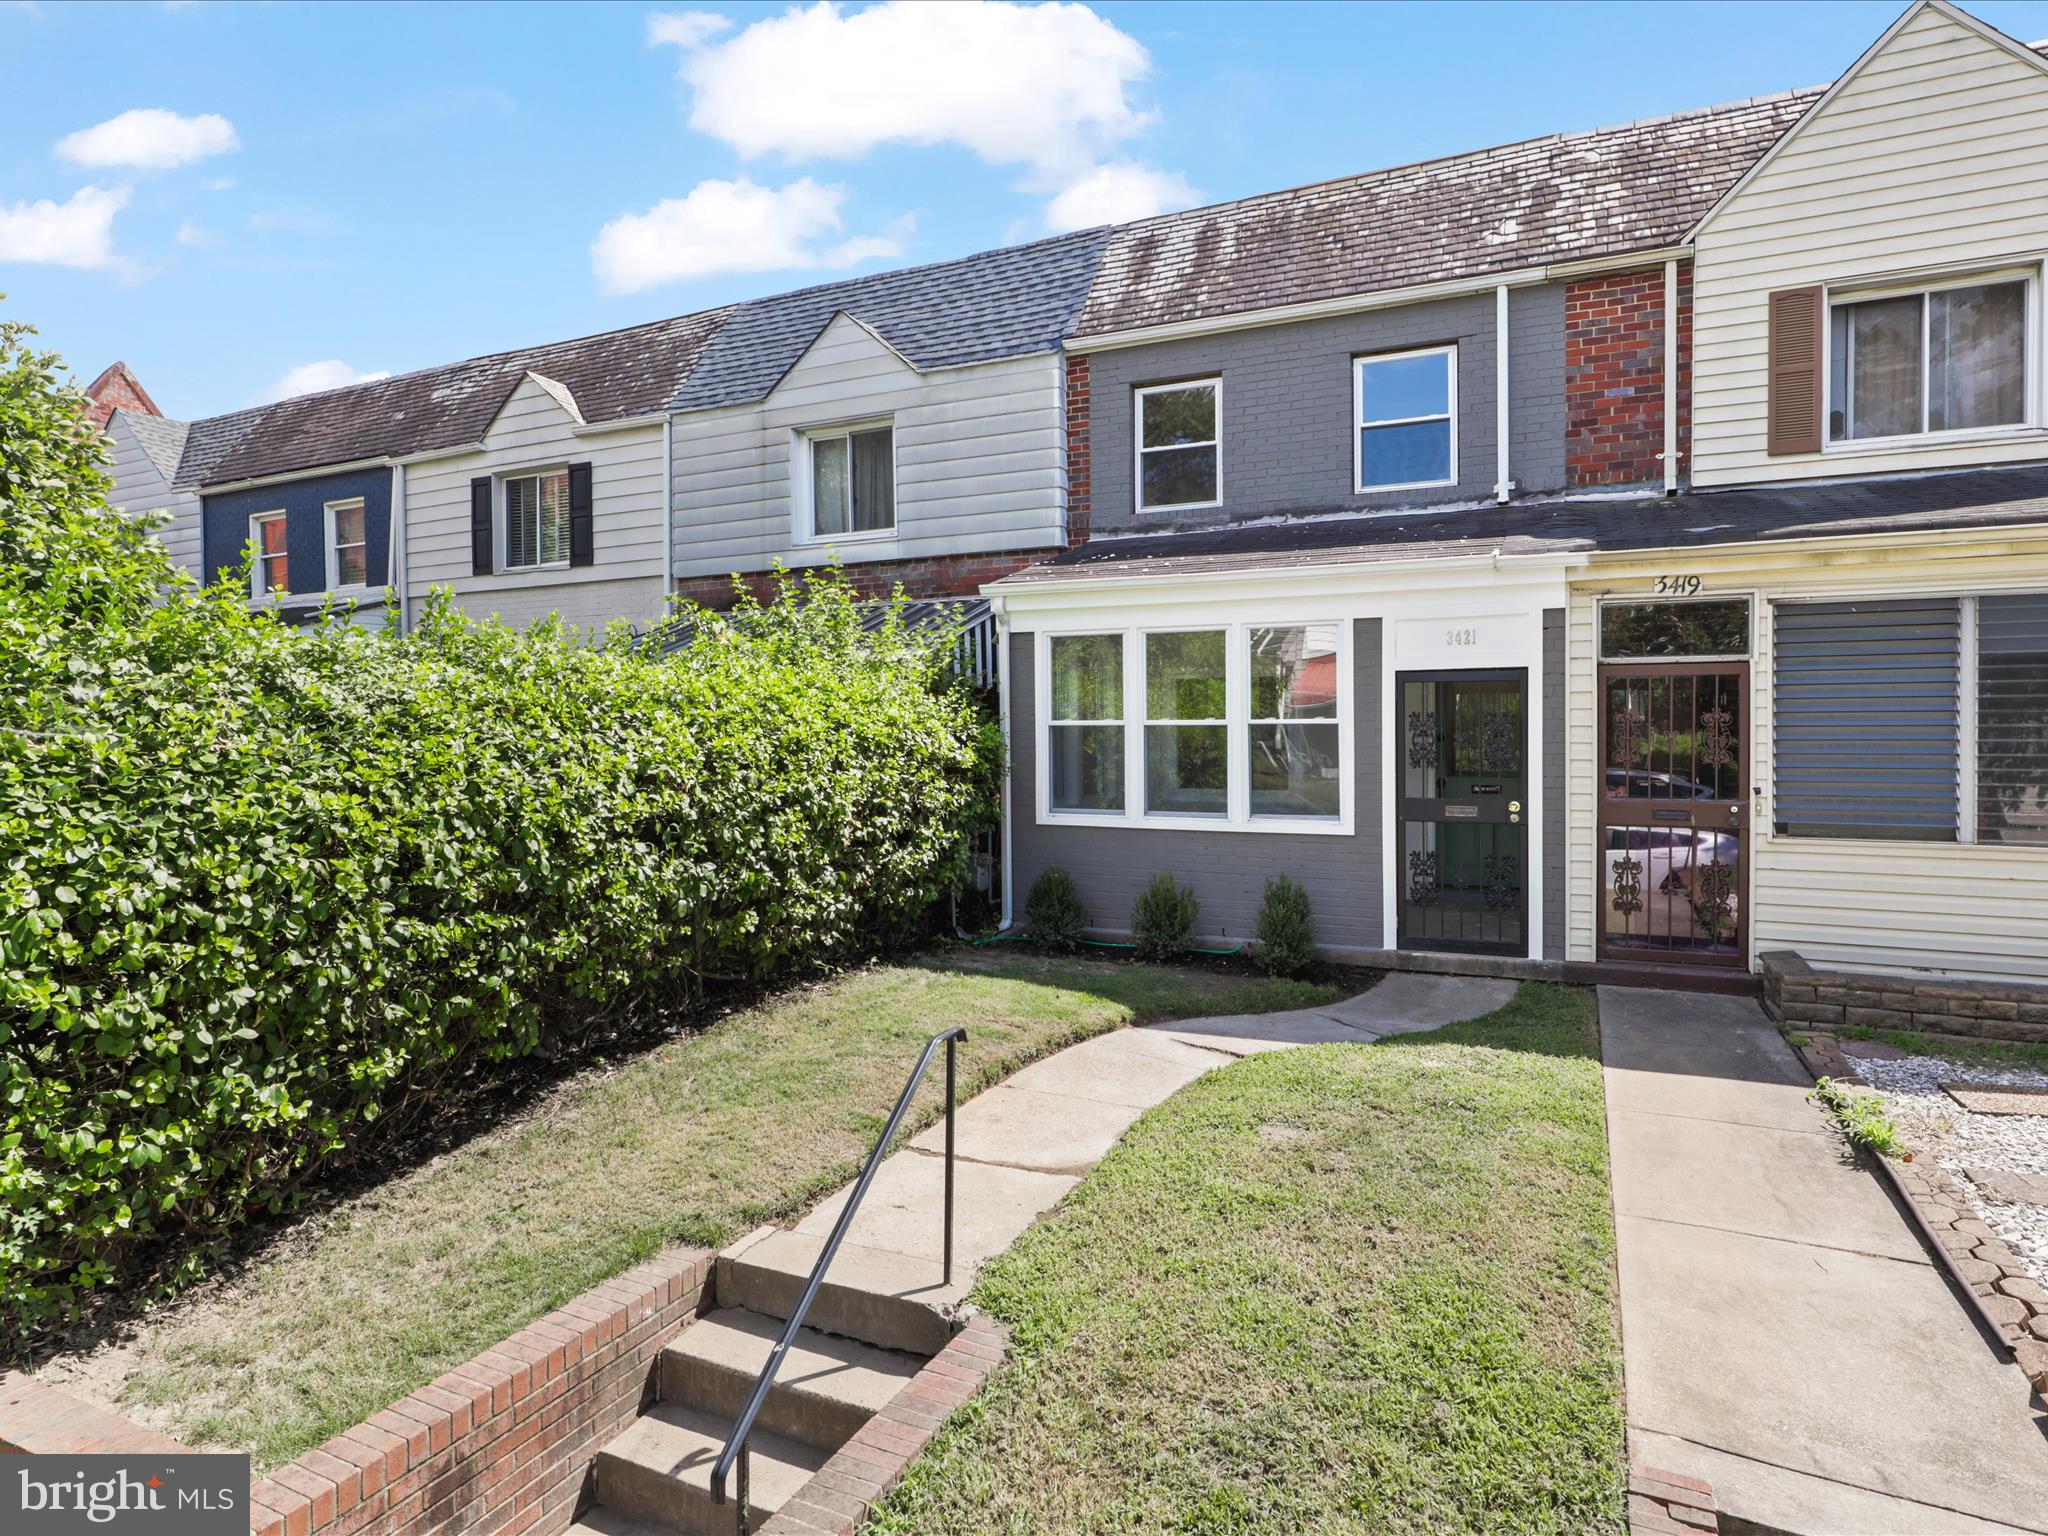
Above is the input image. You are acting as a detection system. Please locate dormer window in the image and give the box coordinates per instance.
[804,423,894,538]
[1828,276,2029,443]
[503,468,571,570]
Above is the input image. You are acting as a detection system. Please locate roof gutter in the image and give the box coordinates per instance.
[1069,245,1694,354]
[987,544,1585,602]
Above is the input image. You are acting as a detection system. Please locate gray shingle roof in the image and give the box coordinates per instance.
[171,405,271,490]
[992,466,2048,586]
[116,410,190,484]
[1074,91,1823,338]
[200,308,731,486]
[670,229,1111,414]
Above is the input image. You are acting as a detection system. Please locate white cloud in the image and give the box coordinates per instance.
[591,176,905,294]
[645,9,729,49]
[0,184,127,269]
[263,360,392,403]
[174,217,216,247]
[56,108,238,171]
[1044,160,1197,231]
[668,1,1154,184]
[204,177,235,192]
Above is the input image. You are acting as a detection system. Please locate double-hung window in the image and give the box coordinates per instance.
[1042,623,1347,828]
[326,498,368,589]
[1829,276,2030,443]
[1356,345,1456,490]
[1145,631,1228,816]
[1048,634,1125,812]
[807,424,894,538]
[1135,379,1220,511]
[503,468,570,570]
[249,510,288,597]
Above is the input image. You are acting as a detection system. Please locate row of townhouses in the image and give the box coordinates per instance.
[99,0,2048,996]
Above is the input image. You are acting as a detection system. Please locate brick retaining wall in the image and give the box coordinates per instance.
[1760,951,2048,1045]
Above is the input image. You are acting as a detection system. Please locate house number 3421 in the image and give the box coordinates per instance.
[1654,574,1703,596]
[1445,627,1479,646]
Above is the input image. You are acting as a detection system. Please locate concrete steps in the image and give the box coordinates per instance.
[717,1226,966,1357]
[593,1400,825,1533]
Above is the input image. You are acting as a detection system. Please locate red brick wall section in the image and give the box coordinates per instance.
[1565,266,1692,490]
[758,1314,1009,1536]
[1627,1465,1717,1534]
[244,1247,712,1536]
[0,1372,193,1456]
[82,361,163,431]
[1064,351,1090,547]
[672,549,1055,612]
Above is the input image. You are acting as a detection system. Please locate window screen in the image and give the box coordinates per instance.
[1773,598,1958,839]
[1978,594,2048,846]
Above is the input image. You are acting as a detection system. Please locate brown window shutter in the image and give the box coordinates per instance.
[1767,285,1824,456]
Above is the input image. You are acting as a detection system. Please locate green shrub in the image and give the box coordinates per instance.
[1025,867,1088,950]
[0,313,999,1333]
[1253,874,1318,977]
[1131,874,1199,962]
[1808,1077,1910,1161]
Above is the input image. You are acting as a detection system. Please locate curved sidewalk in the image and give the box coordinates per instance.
[1601,986,2048,1535]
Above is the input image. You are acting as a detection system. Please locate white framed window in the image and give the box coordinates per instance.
[1134,379,1220,512]
[1827,270,2034,445]
[502,467,570,571]
[1037,619,1350,834]
[1048,633,1125,813]
[1354,345,1456,491]
[249,510,288,598]
[801,422,895,540]
[1144,629,1228,816]
[325,497,368,590]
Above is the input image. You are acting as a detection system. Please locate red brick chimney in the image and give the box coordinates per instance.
[82,361,162,430]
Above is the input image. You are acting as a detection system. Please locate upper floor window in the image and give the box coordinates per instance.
[250,510,288,597]
[326,497,368,589]
[504,468,570,570]
[807,424,894,538]
[1356,345,1456,491]
[1135,380,1219,512]
[1829,277,2029,443]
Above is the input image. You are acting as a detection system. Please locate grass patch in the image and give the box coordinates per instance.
[869,983,1624,1536]
[35,950,1335,1469]
[1808,1077,1910,1161]
[1835,1022,2048,1075]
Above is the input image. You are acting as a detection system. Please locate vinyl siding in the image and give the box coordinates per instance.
[670,315,1065,579]
[1565,531,2048,981]
[404,374,669,630]
[104,413,200,578]
[1009,621,1385,951]
[1692,4,2048,485]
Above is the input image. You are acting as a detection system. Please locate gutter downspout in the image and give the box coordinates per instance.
[1495,283,1511,504]
[661,412,675,613]
[391,462,409,634]
[994,596,1014,931]
[1664,258,1680,495]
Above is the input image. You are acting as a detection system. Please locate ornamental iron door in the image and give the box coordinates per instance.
[1597,664,1748,965]
[1397,670,1526,956]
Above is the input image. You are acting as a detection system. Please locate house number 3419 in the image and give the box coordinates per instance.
[1654,574,1704,596]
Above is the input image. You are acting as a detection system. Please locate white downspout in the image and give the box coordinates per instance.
[1495,283,1511,503]
[995,597,1015,931]
[1664,258,1680,495]
[390,462,408,633]
[661,412,675,613]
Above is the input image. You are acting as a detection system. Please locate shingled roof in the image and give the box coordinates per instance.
[196,307,731,487]
[1074,91,1824,338]
[117,410,190,483]
[670,228,1110,413]
[992,465,2048,587]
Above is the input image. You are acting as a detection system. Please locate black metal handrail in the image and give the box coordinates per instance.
[710,1025,965,1532]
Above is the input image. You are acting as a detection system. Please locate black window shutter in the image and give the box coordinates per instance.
[470,477,493,576]
[568,461,594,568]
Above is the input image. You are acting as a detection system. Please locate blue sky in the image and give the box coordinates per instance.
[9,0,2048,419]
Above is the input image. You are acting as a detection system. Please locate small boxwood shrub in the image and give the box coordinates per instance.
[1254,874,1318,978]
[0,313,1000,1333]
[1131,874,1199,962]
[1025,867,1088,950]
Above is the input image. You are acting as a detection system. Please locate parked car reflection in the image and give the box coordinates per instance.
[1604,768,1718,800]
[1601,825,1740,947]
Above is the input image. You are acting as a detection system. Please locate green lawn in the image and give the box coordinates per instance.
[35,950,1334,1469]
[870,984,1625,1536]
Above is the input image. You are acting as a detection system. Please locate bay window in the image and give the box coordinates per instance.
[1040,622,1348,829]
[1828,276,2029,443]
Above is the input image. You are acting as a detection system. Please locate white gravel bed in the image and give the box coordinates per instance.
[1855,1052,2048,1288]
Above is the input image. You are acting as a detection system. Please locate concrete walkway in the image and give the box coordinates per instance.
[762,972,1514,1316]
[1602,986,2048,1535]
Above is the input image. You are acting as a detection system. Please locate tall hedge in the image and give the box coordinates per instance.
[0,315,999,1332]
